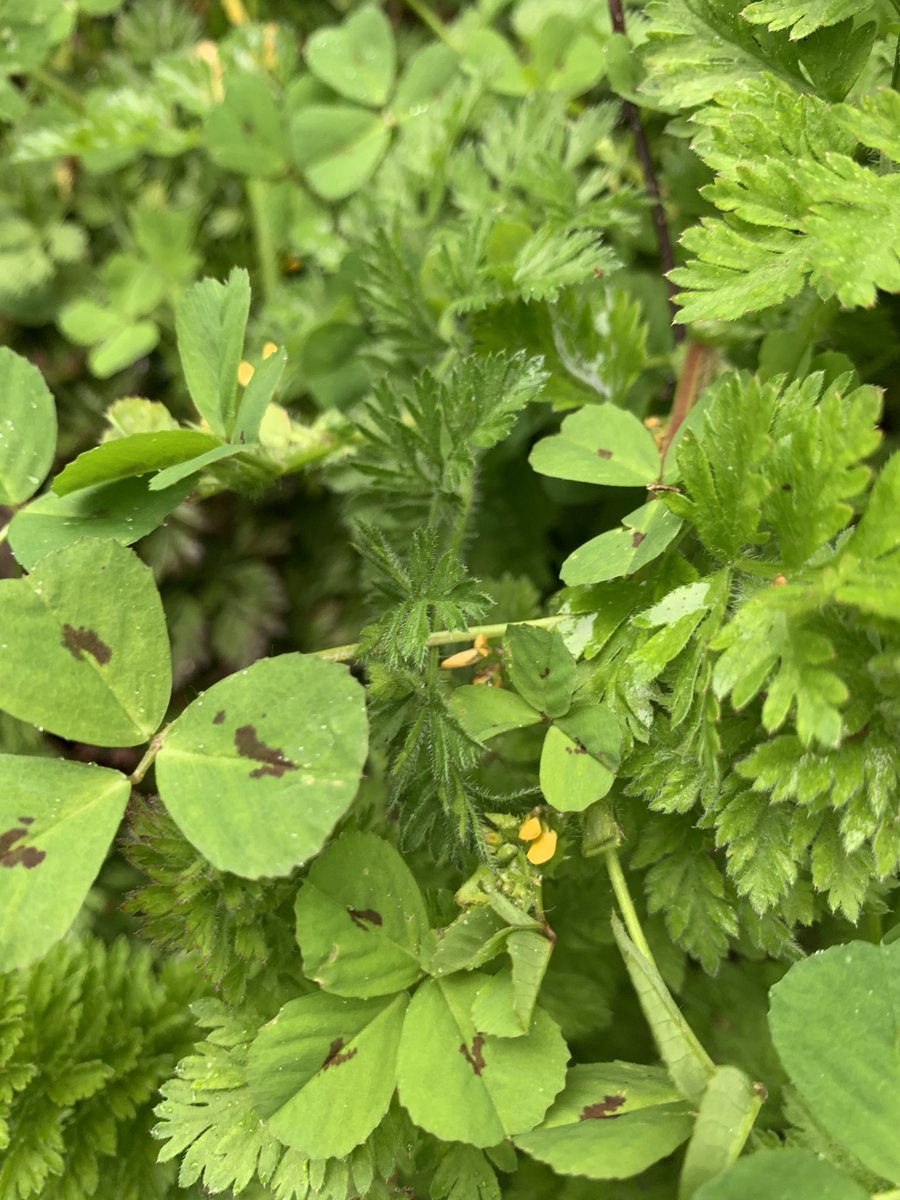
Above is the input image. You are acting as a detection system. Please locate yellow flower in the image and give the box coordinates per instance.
[237,361,254,387]
[518,816,542,842]
[527,828,558,865]
[262,341,278,359]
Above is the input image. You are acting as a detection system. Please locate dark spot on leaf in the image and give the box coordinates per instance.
[321,1037,357,1071]
[460,1033,486,1076]
[18,816,34,825]
[348,907,383,930]
[213,710,226,725]
[0,826,46,869]
[565,739,588,754]
[234,725,297,779]
[631,531,646,548]
[781,483,792,492]
[539,667,550,679]
[62,624,112,665]
[596,448,613,459]
[580,1094,626,1120]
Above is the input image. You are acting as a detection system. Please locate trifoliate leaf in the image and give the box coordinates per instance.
[561,501,683,587]
[540,703,621,812]
[503,624,576,719]
[290,106,390,201]
[529,403,660,488]
[304,4,396,108]
[470,930,554,1038]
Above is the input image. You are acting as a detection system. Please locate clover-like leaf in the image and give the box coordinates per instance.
[530,404,660,487]
[304,4,396,107]
[294,832,431,997]
[0,539,171,745]
[155,653,368,878]
[515,1062,692,1179]
[0,754,129,970]
[396,974,568,1147]
[0,347,57,507]
[247,991,407,1159]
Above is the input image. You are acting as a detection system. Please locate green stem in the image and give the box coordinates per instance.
[246,179,279,304]
[314,614,570,663]
[400,0,461,50]
[31,67,85,111]
[604,845,657,965]
[892,27,900,92]
[0,521,10,548]
[129,723,172,786]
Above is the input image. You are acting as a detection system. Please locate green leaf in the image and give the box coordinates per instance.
[290,105,390,200]
[233,345,287,444]
[741,0,864,40]
[304,4,396,108]
[52,430,223,496]
[560,502,683,587]
[175,268,250,438]
[529,404,660,487]
[843,451,900,560]
[397,975,568,1147]
[155,653,368,878]
[678,1066,762,1199]
[504,624,576,719]
[392,43,457,112]
[8,474,193,571]
[470,930,554,1038]
[768,939,900,1184]
[88,321,159,379]
[294,832,430,998]
[449,685,542,742]
[514,1062,693,1179]
[247,991,407,1158]
[428,906,536,977]
[202,74,287,177]
[693,1149,867,1200]
[667,374,774,561]
[431,1145,502,1200]
[540,703,621,812]
[0,539,171,746]
[147,442,248,491]
[0,348,57,507]
[0,754,129,970]
[611,914,715,1105]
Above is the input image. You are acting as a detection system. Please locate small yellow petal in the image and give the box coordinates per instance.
[441,647,482,669]
[221,0,248,25]
[518,816,542,842]
[526,828,557,865]
[238,361,254,387]
[262,341,278,359]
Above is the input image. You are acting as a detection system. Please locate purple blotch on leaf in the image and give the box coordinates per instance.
[580,1094,626,1120]
[348,907,383,930]
[630,530,646,549]
[0,826,46,869]
[596,448,613,459]
[213,710,226,725]
[321,1037,357,1071]
[62,624,112,665]
[460,1033,486,1076]
[234,725,297,779]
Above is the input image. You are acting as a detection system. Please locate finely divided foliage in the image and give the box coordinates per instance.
[0,2,899,1199]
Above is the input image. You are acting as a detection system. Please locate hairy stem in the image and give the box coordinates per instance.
[246,180,279,304]
[604,845,657,965]
[314,614,570,663]
[129,723,173,786]
[607,0,683,341]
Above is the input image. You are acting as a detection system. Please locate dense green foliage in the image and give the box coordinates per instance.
[1,1,899,1197]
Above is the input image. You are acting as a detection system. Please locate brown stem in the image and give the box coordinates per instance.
[659,340,717,463]
[608,0,684,341]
